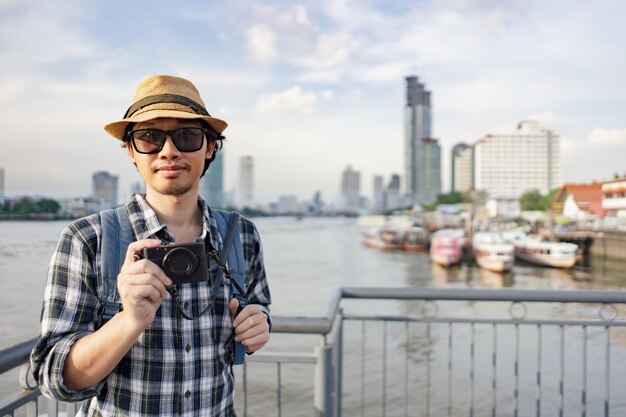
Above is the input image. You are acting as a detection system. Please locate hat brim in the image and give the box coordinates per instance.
[104,109,228,141]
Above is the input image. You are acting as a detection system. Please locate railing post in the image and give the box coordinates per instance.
[314,343,333,417]
[335,309,344,417]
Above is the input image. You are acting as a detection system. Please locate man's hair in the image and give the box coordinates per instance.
[123,121,225,178]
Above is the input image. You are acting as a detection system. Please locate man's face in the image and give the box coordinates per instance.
[126,117,215,197]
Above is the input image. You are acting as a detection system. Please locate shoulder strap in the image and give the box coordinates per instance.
[100,206,134,323]
[213,209,246,365]
[213,210,244,291]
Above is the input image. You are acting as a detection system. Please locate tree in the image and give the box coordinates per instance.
[38,198,61,214]
[519,189,545,211]
[436,191,463,205]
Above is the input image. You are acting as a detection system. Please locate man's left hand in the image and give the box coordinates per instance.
[229,300,270,353]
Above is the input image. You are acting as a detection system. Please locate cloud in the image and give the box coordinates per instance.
[254,86,333,115]
[245,25,276,63]
[589,128,626,145]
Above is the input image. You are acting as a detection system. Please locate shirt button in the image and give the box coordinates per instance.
[185,344,191,352]
[183,301,190,309]
[185,390,191,399]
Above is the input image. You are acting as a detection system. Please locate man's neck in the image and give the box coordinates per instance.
[144,190,203,243]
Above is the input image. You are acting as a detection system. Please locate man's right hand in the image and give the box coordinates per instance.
[116,239,173,329]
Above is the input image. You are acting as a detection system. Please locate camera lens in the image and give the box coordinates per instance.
[162,247,198,279]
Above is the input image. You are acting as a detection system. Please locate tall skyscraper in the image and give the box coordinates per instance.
[404,76,440,205]
[451,143,474,193]
[340,165,361,211]
[0,167,4,197]
[474,120,562,199]
[385,174,401,210]
[201,152,224,207]
[92,171,118,208]
[373,175,384,211]
[239,156,254,209]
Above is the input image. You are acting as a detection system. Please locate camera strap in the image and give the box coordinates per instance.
[167,211,242,320]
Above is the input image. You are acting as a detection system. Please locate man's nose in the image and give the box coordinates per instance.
[159,134,181,157]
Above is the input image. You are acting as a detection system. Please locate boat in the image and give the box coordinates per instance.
[472,232,514,273]
[503,232,578,269]
[402,226,429,251]
[430,229,466,267]
[358,215,430,252]
[361,227,404,250]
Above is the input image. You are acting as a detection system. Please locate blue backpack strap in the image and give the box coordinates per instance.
[213,209,246,365]
[99,206,135,324]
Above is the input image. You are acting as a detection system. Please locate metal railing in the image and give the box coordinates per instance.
[2,287,626,417]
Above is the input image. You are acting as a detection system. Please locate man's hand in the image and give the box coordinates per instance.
[117,239,173,330]
[229,300,270,353]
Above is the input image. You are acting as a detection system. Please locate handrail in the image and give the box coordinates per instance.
[340,287,626,303]
[4,288,626,373]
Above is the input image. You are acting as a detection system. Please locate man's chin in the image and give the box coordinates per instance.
[153,184,194,196]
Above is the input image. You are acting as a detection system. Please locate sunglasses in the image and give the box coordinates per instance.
[127,128,210,154]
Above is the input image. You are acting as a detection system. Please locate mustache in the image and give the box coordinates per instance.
[152,163,191,172]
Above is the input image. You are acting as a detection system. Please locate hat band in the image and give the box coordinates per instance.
[124,94,210,118]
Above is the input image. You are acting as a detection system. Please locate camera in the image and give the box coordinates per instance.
[143,242,208,284]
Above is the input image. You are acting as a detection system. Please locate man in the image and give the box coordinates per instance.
[31,75,271,416]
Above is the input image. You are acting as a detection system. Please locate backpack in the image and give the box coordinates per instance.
[98,206,246,365]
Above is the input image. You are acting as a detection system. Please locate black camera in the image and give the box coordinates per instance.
[143,242,208,284]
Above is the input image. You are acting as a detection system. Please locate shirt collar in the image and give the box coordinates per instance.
[126,193,222,251]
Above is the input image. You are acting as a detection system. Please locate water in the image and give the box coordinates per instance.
[1,218,625,415]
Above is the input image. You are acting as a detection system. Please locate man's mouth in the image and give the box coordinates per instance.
[154,164,187,174]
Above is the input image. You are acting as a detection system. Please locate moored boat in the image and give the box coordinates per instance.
[430,229,466,267]
[361,227,404,250]
[503,232,578,269]
[403,226,429,251]
[472,232,514,273]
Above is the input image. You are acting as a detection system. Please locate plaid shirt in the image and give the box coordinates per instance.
[31,194,271,416]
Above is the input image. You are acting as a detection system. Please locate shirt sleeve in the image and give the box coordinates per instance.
[30,221,106,402]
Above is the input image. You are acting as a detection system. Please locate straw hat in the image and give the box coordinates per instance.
[104,75,228,140]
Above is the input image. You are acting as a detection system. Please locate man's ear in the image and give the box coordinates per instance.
[206,140,216,159]
[125,142,136,163]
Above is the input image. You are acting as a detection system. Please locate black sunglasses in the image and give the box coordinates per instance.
[127,128,209,154]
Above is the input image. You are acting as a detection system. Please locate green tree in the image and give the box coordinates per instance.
[13,197,39,214]
[436,192,463,205]
[520,189,557,211]
[38,198,61,213]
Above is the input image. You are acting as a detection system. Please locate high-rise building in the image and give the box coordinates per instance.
[385,174,401,210]
[451,143,474,193]
[239,156,254,209]
[201,152,224,207]
[415,138,441,204]
[92,171,118,208]
[373,175,384,211]
[404,76,440,205]
[340,165,361,211]
[0,167,4,197]
[474,120,562,199]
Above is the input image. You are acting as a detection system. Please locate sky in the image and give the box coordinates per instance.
[0,0,625,205]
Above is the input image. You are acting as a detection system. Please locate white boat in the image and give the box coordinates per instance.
[361,227,404,250]
[430,229,466,267]
[503,232,578,269]
[472,232,514,273]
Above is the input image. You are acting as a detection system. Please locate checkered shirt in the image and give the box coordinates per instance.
[30,194,271,416]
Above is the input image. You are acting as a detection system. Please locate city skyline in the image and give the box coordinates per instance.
[0,1,624,205]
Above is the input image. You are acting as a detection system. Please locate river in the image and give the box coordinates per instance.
[1,217,625,416]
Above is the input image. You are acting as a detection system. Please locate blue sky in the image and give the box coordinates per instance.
[0,0,625,205]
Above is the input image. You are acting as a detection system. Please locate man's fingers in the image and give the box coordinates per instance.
[123,239,162,265]
[229,298,240,318]
[119,273,170,299]
[123,260,172,287]
[232,304,259,328]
